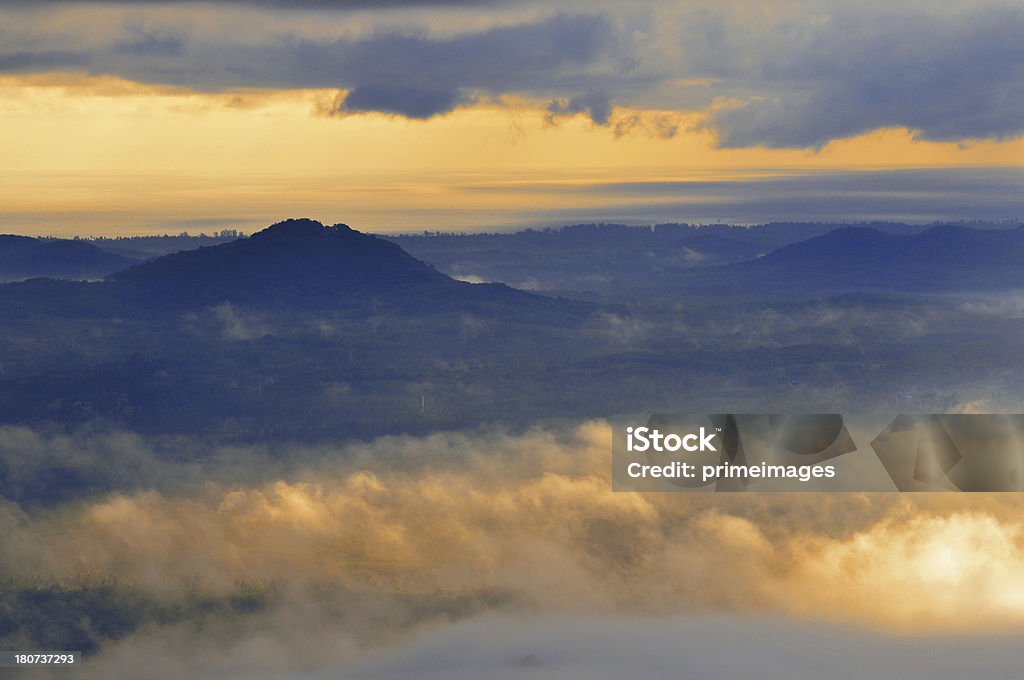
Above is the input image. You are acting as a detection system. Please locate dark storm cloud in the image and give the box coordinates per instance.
[546,91,612,125]
[112,22,187,57]
[2,2,1024,145]
[710,7,1024,147]
[0,50,90,71]
[342,85,463,118]
[320,16,618,118]
[0,12,619,120]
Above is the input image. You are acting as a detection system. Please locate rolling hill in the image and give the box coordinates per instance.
[0,235,138,282]
[679,224,1024,297]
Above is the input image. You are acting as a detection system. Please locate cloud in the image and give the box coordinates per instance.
[319,14,617,119]
[112,21,186,57]
[546,91,613,125]
[5,421,1024,630]
[584,312,654,346]
[0,50,89,71]
[7,422,1024,676]
[211,302,271,340]
[341,85,464,118]
[2,3,1023,145]
[58,612,1024,680]
[709,6,1024,147]
[0,11,619,120]
[960,292,1024,319]
[342,615,1024,680]
[438,167,1024,226]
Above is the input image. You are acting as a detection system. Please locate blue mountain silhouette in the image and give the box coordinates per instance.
[0,235,138,282]
[106,218,570,313]
[707,224,1024,293]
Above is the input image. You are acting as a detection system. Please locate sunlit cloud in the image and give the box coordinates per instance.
[5,422,1024,631]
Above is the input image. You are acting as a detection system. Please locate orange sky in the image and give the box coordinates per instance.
[1,0,1023,234]
[2,76,1021,235]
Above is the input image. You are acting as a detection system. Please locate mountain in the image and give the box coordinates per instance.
[0,219,592,437]
[384,221,938,302]
[695,224,1024,296]
[386,223,768,300]
[0,218,1019,440]
[105,218,574,315]
[0,235,138,282]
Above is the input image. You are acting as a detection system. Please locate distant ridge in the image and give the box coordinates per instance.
[708,224,1024,293]
[9,219,1021,310]
[0,235,138,282]
[107,218,564,312]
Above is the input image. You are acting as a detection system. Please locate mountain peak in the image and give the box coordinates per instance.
[251,218,354,241]
[109,217,462,307]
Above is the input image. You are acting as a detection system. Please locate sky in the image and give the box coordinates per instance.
[1,0,1023,235]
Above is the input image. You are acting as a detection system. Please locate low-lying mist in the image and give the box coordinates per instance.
[5,421,1024,677]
